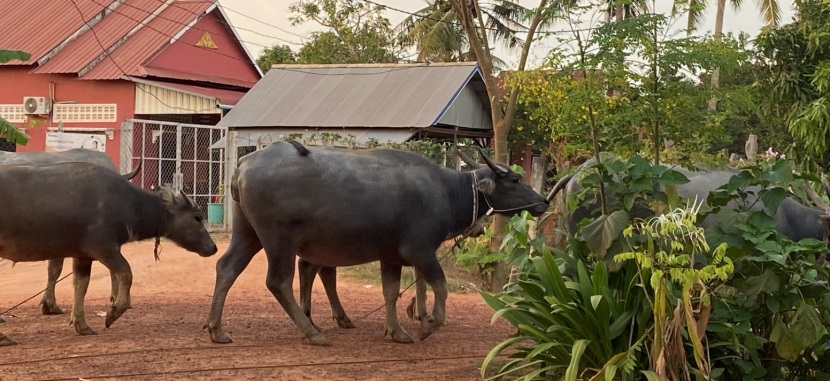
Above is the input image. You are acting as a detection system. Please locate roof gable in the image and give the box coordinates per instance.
[141,9,261,87]
[82,0,215,80]
[219,62,489,129]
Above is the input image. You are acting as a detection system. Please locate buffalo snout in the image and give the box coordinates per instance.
[529,201,550,217]
[201,242,219,257]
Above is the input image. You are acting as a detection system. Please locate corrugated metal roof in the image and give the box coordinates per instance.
[34,0,163,74]
[82,0,214,80]
[219,62,484,129]
[0,0,112,65]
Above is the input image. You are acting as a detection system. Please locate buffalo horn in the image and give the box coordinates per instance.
[804,179,830,212]
[475,147,507,175]
[454,147,479,168]
[546,174,573,203]
[822,176,830,203]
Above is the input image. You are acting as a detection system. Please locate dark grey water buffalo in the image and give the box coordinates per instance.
[206,140,549,346]
[0,162,217,346]
[547,157,830,245]
[0,149,138,316]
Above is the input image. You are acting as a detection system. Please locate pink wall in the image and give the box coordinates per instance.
[0,66,135,167]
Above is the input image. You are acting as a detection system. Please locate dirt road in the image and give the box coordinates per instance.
[0,236,512,380]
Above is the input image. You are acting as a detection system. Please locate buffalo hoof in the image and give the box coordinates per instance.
[74,324,97,336]
[0,334,17,346]
[334,316,356,329]
[384,327,414,344]
[419,316,441,341]
[209,329,234,344]
[0,316,5,323]
[105,305,131,328]
[308,333,331,347]
[39,300,65,315]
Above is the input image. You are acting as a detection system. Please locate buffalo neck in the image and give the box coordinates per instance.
[446,168,489,237]
[127,190,167,243]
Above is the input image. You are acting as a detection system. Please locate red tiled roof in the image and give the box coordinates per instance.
[34,0,163,74]
[82,1,215,80]
[1,0,258,95]
[0,0,111,65]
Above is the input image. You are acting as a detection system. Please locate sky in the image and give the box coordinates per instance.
[218,0,797,70]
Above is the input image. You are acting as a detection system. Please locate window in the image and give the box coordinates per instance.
[0,104,25,123]
[53,104,117,123]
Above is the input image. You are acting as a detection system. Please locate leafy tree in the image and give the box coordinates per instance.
[755,0,830,169]
[0,50,30,146]
[256,44,297,73]
[289,0,401,64]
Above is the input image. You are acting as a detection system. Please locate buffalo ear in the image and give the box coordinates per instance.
[159,187,176,207]
[477,178,496,195]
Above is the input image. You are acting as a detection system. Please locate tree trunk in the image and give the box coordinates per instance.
[448,0,549,292]
[708,0,726,112]
[487,118,510,291]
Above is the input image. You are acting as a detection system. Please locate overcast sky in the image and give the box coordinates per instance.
[219,0,797,69]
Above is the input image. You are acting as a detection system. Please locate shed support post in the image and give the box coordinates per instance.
[225,129,238,231]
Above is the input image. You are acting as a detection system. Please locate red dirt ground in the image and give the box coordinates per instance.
[0,235,514,381]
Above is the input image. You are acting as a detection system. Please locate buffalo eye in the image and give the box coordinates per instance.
[195,215,204,223]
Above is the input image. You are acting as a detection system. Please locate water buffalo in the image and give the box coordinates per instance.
[0,162,217,346]
[206,141,549,346]
[546,157,830,246]
[0,149,138,316]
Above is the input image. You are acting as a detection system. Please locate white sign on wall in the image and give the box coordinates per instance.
[45,132,106,153]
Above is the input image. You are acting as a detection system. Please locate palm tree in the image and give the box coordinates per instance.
[677,0,782,110]
[394,0,531,69]
[604,0,650,23]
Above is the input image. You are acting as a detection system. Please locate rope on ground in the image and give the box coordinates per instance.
[32,352,497,381]
[0,272,73,317]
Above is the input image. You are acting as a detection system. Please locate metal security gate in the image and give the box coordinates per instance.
[121,118,227,231]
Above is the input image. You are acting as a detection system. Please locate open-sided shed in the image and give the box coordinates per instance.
[214,61,492,149]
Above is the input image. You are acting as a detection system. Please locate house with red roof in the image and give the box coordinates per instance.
[0,0,261,175]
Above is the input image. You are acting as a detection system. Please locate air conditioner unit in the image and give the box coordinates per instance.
[22,96,52,115]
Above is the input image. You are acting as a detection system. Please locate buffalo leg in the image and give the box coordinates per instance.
[97,253,133,328]
[319,266,355,329]
[69,258,96,335]
[409,268,429,322]
[262,241,330,346]
[402,249,448,341]
[380,261,413,344]
[207,227,262,344]
[298,259,323,330]
[0,332,15,346]
[39,259,66,315]
[299,261,356,330]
